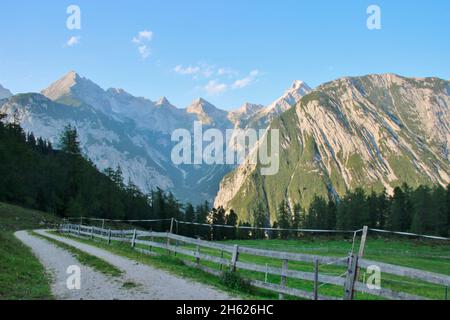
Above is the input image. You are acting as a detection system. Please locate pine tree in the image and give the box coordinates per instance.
[309,196,328,229]
[211,206,226,240]
[326,199,337,230]
[277,200,291,239]
[185,203,195,222]
[411,185,432,234]
[389,185,412,231]
[59,124,81,154]
[253,203,268,239]
[225,209,238,240]
[430,185,448,236]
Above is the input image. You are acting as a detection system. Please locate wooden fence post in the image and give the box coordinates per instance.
[170,218,174,234]
[220,251,224,272]
[131,229,137,248]
[358,226,369,258]
[167,232,171,255]
[279,259,288,300]
[149,229,154,252]
[231,245,239,272]
[195,239,201,266]
[91,226,94,240]
[313,259,319,300]
[343,254,359,300]
[78,224,81,236]
[354,226,369,299]
[108,229,111,244]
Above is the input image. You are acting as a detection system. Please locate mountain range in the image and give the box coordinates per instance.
[1,72,448,221]
[214,74,450,222]
[0,71,311,205]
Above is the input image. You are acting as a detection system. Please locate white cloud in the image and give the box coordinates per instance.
[132,30,153,44]
[174,65,201,75]
[132,30,153,59]
[232,70,259,89]
[138,45,151,59]
[66,36,81,47]
[204,80,228,96]
[217,68,238,77]
[173,63,218,79]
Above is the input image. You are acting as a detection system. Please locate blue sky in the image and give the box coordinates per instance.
[0,0,449,109]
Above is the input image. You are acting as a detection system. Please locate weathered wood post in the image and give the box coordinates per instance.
[108,229,111,244]
[131,229,137,248]
[195,236,201,266]
[149,229,154,252]
[166,232,171,256]
[343,254,359,300]
[265,263,269,283]
[358,226,369,258]
[80,217,83,226]
[353,226,369,299]
[313,258,319,300]
[220,251,224,272]
[279,259,288,300]
[231,245,239,272]
[78,224,81,236]
[91,226,94,240]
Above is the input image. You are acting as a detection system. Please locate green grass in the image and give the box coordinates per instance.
[0,232,53,300]
[0,202,59,300]
[122,281,140,290]
[31,231,122,278]
[0,202,61,232]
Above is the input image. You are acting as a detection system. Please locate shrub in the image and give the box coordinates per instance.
[221,271,253,294]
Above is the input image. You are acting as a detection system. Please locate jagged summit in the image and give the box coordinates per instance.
[187,98,229,125]
[41,71,104,103]
[155,96,171,106]
[236,102,264,114]
[0,84,12,99]
[290,80,310,90]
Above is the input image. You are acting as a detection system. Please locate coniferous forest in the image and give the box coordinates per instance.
[1,114,449,239]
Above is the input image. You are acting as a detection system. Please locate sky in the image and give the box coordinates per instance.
[0,0,449,110]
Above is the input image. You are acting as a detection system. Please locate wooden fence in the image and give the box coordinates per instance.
[59,223,450,300]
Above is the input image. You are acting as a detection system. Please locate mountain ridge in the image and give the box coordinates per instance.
[214,74,450,221]
[1,71,310,205]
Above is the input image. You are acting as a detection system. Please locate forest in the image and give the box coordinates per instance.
[1,114,449,239]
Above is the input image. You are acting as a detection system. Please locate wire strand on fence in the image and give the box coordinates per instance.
[369,228,450,241]
[62,217,450,241]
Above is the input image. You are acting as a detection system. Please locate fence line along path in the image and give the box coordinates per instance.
[60,223,450,300]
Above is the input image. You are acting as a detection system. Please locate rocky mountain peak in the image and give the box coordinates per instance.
[41,71,105,103]
[0,84,12,99]
[155,96,171,107]
[187,98,229,126]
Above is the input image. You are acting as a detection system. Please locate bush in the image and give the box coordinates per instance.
[221,271,253,294]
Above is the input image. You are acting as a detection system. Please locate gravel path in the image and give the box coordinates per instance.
[15,230,233,300]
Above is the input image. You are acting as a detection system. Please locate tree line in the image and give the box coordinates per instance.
[0,116,182,224]
[269,184,450,238]
[1,115,449,239]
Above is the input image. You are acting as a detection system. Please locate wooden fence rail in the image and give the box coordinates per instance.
[59,223,450,300]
